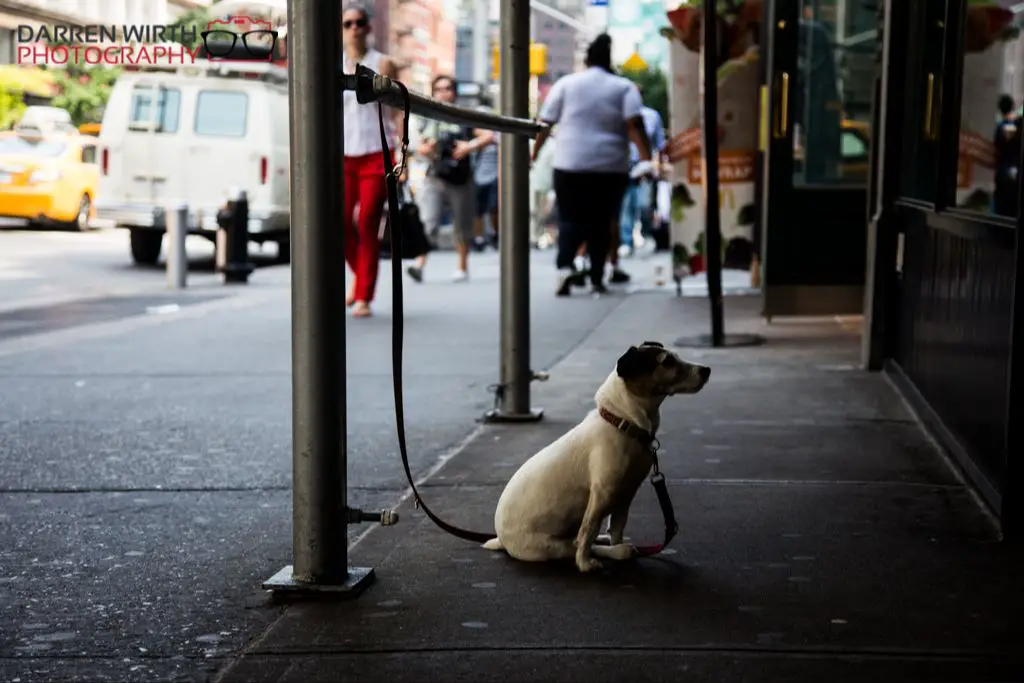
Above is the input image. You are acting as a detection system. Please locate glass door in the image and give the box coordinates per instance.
[760,0,880,317]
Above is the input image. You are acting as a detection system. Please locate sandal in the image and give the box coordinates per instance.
[351,301,372,318]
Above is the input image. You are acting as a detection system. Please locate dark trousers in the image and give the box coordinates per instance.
[553,169,629,285]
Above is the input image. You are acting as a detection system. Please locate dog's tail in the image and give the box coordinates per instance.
[482,537,503,551]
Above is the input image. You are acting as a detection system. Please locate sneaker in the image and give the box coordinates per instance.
[592,282,609,296]
[618,244,634,258]
[451,270,469,282]
[609,268,631,284]
[556,269,574,297]
[569,270,588,288]
[407,266,423,283]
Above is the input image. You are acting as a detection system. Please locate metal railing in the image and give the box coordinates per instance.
[265,0,541,597]
[344,67,547,137]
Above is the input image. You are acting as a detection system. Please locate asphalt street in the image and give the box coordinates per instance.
[0,226,644,682]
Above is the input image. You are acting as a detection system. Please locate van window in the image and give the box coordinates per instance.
[81,144,97,164]
[194,91,248,137]
[129,86,180,133]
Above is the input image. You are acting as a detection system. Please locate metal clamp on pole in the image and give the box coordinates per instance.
[263,0,374,598]
[165,202,188,290]
[482,0,544,424]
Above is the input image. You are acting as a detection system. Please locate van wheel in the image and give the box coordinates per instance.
[274,237,290,264]
[68,195,91,231]
[129,228,163,266]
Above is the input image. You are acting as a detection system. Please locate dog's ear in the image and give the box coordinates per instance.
[617,345,659,379]
[641,340,664,348]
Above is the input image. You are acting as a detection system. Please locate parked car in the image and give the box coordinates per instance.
[0,109,100,231]
[95,59,290,265]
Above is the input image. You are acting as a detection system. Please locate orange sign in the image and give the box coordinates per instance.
[687,150,756,184]
[667,126,726,163]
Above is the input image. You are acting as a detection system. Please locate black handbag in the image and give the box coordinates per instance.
[380,182,433,260]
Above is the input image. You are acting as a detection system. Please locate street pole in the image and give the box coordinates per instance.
[264,0,374,596]
[674,0,764,350]
[472,0,490,90]
[484,0,543,423]
[701,0,726,347]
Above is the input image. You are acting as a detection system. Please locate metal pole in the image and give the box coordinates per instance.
[702,0,726,347]
[264,0,373,595]
[484,0,543,423]
[166,202,187,289]
[674,3,763,351]
[472,0,490,88]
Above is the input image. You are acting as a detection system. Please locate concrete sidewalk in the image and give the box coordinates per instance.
[218,295,1023,683]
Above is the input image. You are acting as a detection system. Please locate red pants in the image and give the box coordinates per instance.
[343,150,390,303]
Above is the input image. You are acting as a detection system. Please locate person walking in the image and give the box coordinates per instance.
[406,75,495,283]
[340,0,402,318]
[531,33,652,296]
[473,95,501,251]
[619,85,666,257]
[993,94,1021,218]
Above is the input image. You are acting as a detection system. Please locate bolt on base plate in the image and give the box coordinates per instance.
[263,565,374,599]
[481,407,544,424]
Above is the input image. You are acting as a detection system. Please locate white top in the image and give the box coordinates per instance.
[538,67,644,174]
[342,48,396,157]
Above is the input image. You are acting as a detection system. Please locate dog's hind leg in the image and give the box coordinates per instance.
[505,534,575,563]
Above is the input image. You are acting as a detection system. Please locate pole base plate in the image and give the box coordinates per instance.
[263,565,374,599]
[673,333,766,349]
[481,407,545,424]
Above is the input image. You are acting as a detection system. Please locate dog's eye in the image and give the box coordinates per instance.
[660,354,677,366]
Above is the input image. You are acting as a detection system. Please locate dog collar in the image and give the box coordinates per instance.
[598,406,655,449]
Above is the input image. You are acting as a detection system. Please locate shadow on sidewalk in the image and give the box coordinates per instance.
[218,294,1024,683]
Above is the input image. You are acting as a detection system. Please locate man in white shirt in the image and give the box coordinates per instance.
[531,34,652,296]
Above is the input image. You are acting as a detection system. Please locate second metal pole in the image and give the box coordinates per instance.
[701,0,726,348]
[485,0,543,423]
[264,0,373,596]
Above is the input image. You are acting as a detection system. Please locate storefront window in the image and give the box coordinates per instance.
[953,3,1021,219]
[898,0,946,204]
[792,1,875,188]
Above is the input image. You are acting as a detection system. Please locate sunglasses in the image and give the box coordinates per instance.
[343,18,368,29]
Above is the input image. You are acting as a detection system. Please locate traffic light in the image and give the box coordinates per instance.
[491,42,547,81]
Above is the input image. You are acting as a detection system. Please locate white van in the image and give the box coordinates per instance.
[95,60,290,265]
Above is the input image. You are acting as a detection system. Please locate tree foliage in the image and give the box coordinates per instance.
[0,87,26,130]
[167,5,216,51]
[49,63,121,125]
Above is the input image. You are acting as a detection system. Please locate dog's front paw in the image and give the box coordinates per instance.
[606,543,637,561]
[576,556,603,573]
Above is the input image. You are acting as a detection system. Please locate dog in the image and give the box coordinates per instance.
[483,341,711,573]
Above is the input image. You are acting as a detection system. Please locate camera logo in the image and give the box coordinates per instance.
[201,15,278,62]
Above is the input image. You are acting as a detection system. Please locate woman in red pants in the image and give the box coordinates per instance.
[341,0,403,317]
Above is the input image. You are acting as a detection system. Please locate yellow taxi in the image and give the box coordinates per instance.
[0,126,101,231]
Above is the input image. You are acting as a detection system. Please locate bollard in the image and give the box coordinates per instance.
[483,0,544,424]
[215,189,255,285]
[166,202,188,289]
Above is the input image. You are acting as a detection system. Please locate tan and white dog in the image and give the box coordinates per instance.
[483,342,711,573]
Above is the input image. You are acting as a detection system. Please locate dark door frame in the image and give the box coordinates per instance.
[759,0,874,319]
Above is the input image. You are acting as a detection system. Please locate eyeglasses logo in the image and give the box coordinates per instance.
[201,15,278,62]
